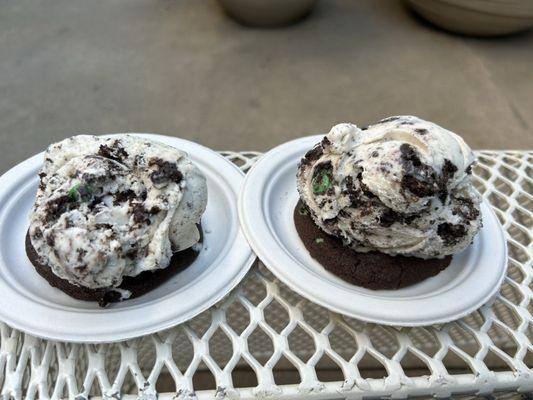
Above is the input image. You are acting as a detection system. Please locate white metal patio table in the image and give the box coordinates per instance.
[0,150,531,400]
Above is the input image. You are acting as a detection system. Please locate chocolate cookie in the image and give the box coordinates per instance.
[294,201,451,290]
[26,231,200,307]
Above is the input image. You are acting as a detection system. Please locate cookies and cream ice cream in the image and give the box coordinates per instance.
[29,135,207,289]
[297,116,482,259]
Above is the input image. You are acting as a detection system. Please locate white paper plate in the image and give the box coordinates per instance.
[0,134,255,342]
[239,135,507,326]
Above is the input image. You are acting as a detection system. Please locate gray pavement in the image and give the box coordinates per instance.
[0,0,532,174]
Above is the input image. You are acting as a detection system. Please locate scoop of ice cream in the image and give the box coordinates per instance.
[296,116,482,259]
[29,135,207,289]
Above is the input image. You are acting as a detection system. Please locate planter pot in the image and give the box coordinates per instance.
[408,0,533,36]
[218,0,317,27]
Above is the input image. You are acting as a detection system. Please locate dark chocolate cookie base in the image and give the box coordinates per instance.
[25,231,199,307]
[294,201,452,290]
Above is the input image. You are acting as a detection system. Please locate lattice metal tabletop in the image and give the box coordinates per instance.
[0,150,531,400]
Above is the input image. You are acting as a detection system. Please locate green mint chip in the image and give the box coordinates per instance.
[312,169,332,194]
[68,183,80,200]
[68,182,93,201]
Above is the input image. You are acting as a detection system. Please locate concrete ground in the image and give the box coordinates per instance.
[0,0,532,175]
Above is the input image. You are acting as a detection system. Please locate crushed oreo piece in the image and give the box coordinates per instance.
[400,144,438,197]
[149,206,161,214]
[379,209,400,227]
[344,176,362,206]
[323,217,339,227]
[379,208,417,227]
[437,159,458,202]
[401,174,438,197]
[453,197,480,221]
[113,189,136,205]
[46,235,55,247]
[94,223,113,230]
[38,172,47,191]
[149,158,183,185]
[124,244,138,260]
[300,143,324,167]
[98,144,128,163]
[400,143,422,167]
[442,159,457,182]
[44,195,76,223]
[98,290,122,308]
[77,248,87,262]
[131,202,150,224]
[88,197,103,210]
[437,223,466,246]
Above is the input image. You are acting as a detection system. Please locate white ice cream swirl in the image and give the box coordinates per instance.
[29,135,207,289]
[297,116,482,259]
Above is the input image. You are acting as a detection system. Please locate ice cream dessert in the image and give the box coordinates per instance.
[26,135,207,305]
[295,116,482,289]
